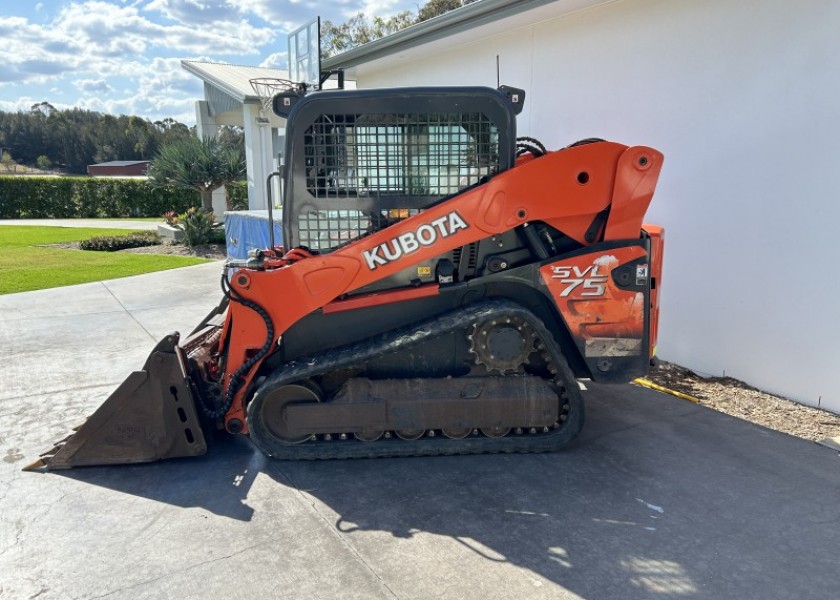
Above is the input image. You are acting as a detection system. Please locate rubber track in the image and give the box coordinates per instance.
[246,298,584,459]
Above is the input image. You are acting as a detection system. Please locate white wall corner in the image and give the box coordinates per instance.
[195,100,218,140]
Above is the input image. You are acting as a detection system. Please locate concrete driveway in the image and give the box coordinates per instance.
[0,218,160,230]
[1,264,838,600]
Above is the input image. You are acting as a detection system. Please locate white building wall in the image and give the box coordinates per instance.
[354,0,840,410]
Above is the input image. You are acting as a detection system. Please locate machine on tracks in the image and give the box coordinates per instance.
[29,84,664,468]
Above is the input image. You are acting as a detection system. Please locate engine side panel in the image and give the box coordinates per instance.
[539,242,651,382]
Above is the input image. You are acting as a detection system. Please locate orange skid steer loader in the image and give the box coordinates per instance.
[28,86,664,468]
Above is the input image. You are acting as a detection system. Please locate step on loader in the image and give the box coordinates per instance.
[27,85,664,469]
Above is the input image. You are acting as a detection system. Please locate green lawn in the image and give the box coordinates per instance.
[0,226,210,295]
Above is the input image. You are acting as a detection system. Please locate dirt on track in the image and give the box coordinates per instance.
[644,361,840,443]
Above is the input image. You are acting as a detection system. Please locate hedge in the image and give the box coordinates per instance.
[79,231,161,251]
[0,176,201,219]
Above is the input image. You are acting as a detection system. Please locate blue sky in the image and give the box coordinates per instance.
[0,0,417,124]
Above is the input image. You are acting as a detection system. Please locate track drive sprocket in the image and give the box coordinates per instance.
[468,316,537,374]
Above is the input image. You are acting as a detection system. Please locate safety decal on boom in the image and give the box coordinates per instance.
[363,211,469,270]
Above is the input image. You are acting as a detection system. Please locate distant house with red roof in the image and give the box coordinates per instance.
[87,160,149,177]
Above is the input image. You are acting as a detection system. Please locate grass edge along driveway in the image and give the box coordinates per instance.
[0,225,211,295]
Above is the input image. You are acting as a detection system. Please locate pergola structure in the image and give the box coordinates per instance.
[181,60,289,211]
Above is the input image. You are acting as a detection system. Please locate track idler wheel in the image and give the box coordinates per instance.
[248,381,321,445]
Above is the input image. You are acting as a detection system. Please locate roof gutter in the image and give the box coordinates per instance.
[322,0,561,70]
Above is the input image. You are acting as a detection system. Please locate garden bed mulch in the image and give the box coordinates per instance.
[643,361,840,445]
[44,241,227,259]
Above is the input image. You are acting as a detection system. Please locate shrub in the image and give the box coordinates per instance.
[0,176,200,219]
[79,231,161,252]
[167,207,216,247]
[208,227,227,245]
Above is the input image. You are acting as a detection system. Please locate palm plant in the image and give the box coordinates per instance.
[148,135,245,213]
[218,144,247,211]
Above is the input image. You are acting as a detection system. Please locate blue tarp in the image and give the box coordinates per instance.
[224,210,284,260]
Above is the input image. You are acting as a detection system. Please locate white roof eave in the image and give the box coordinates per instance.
[181,60,290,104]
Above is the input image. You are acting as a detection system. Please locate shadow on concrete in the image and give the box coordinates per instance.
[53,385,840,599]
[55,435,264,522]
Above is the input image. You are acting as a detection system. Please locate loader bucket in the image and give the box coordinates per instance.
[25,334,208,470]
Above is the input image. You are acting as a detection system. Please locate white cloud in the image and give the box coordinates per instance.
[0,97,74,113]
[137,57,202,98]
[70,57,202,122]
[0,17,83,83]
[0,0,419,123]
[0,1,276,102]
[144,0,244,25]
[360,0,418,19]
[229,0,419,32]
[55,2,275,56]
[76,92,196,124]
[74,79,115,94]
[260,51,288,69]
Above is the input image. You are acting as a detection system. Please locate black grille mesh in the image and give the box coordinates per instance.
[299,112,500,251]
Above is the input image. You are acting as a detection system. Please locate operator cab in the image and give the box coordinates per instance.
[280,87,521,293]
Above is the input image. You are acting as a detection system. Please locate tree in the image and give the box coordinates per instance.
[217,125,245,149]
[0,104,192,174]
[154,118,192,146]
[36,155,53,170]
[320,0,479,58]
[1,150,16,172]
[47,109,97,173]
[417,0,479,22]
[218,144,247,211]
[321,11,413,58]
[147,135,245,213]
[31,102,56,118]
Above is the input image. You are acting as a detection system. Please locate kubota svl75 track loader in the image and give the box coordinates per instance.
[29,86,664,469]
